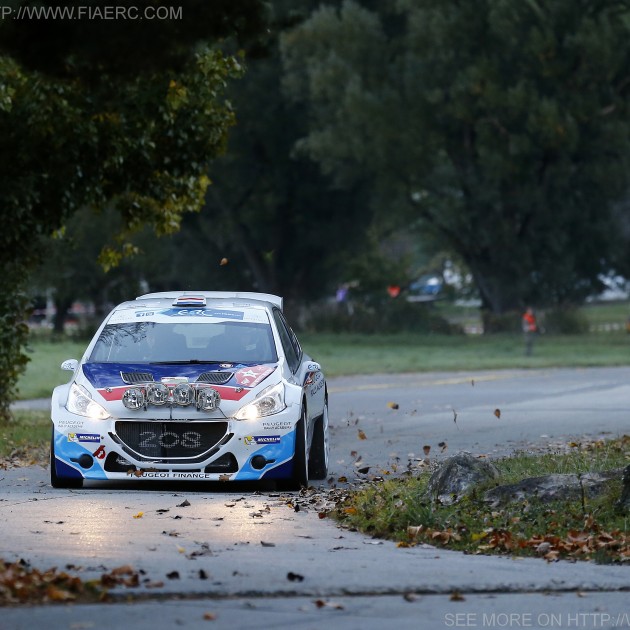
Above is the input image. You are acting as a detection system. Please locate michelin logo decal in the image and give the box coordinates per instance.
[68,432,101,443]
[244,435,281,446]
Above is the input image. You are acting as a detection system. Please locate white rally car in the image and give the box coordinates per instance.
[50,292,329,490]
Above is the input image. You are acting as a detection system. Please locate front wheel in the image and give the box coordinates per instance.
[283,407,308,491]
[308,402,329,480]
[50,430,83,489]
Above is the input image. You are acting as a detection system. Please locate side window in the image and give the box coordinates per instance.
[273,310,299,373]
[284,316,302,362]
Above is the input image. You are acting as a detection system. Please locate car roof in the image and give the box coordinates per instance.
[130,291,283,312]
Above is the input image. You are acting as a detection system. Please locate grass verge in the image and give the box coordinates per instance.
[18,339,85,399]
[0,410,50,468]
[301,332,630,377]
[331,437,630,563]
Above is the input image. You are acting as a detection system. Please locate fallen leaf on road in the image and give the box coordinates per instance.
[314,599,344,610]
[357,429,367,440]
[260,541,276,547]
[494,408,501,419]
[450,591,465,601]
[132,512,144,519]
[387,402,399,410]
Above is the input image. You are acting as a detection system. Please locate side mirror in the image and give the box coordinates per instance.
[61,359,79,371]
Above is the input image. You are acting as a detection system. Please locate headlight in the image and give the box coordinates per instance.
[66,383,111,420]
[235,382,286,420]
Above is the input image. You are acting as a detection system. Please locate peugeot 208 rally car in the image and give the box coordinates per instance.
[50,292,329,490]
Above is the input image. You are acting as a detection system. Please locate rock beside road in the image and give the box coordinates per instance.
[483,470,622,507]
[616,464,630,511]
[427,452,499,505]
[428,452,627,510]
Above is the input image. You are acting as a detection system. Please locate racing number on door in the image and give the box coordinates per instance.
[139,431,202,449]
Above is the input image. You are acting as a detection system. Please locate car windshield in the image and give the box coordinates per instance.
[88,321,277,364]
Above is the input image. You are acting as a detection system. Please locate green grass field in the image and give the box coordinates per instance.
[300,331,630,376]
[18,338,87,399]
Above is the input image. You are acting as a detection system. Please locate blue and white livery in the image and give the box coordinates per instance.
[50,292,329,489]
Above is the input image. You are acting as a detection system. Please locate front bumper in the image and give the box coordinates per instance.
[51,405,300,482]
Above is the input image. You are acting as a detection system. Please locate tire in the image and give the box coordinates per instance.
[308,402,329,480]
[285,407,308,491]
[50,430,83,489]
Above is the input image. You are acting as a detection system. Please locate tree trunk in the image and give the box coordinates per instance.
[53,296,74,334]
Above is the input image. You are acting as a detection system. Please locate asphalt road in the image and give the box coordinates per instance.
[2,367,629,629]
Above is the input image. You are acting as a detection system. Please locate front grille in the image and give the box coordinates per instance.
[115,421,228,459]
[196,371,233,385]
[121,371,154,384]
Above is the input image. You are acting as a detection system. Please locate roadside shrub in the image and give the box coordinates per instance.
[481,311,521,334]
[543,308,589,334]
[301,299,461,334]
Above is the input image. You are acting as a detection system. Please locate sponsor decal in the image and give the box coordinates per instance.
[93,445,106,459]
[244,435,281,446]
[136,311,155,318]
[262,421,292,431]
[68,432,101,443]
[125,471,223,480]
[234,365,275,388]
[161,308,245,320]
[57,419,85,430]
[220,363,234,369]
[309,378,325,397]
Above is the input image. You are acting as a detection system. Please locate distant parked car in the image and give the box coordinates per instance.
[406,275,443,302]
[50,292,328,490]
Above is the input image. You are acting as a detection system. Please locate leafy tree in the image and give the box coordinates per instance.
[32,207,148,334]
[281,0,630,318]
[201,0,375,307]
[0,0,266,418]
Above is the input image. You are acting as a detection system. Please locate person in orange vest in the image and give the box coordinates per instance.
[522,306,538,356]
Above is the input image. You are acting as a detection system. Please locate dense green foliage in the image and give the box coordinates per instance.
[0,1,265,417]
[281,0,630,313]
[7,0,630,417]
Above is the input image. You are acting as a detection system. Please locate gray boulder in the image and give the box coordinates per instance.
[427,452,500,505]
[484,470,622,508]
[616,464,630,511]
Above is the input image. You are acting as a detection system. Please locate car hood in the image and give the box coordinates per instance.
[79,361,279,419]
